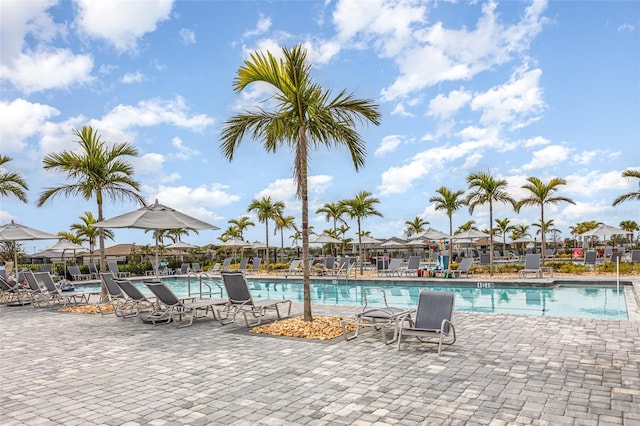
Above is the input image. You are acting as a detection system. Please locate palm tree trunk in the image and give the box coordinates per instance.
[540,207,546,266]
[301,157,312,322]
[265,222,269,265]
[357,218,363,275]
[489,203,494,276]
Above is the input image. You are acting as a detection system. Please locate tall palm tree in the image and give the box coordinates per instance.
[220,45,381,321]
[316,202,347,256]
[228,216,255,240]
[37,126,145,270]
[612,168,640,206]
[0,155,29,203]
[70,211,114,263]
[340,191,383,275]
[494,218,515,256]
[247,195,285,265]
[466,171,516,275]
[515,177,575,264]
[274,213,297,263]
[430,186,466,261]
[403,216,429,238]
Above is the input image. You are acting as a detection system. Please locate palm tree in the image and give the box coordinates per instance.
[37,126,145,270]
[340,191,383,275]
[430,186,466,261]
[274,213,297,263]
[166,228,196,244]
[70,211,114,263]
[515,177,575,264]
[510,224,531,255]
[247,195,285,266]
[228,216,255,240]
[619,220,639,245]
[612,168,640,206]
[0,155,29,203]
[403,216,429,238]
[456,220,477,233]
[466,171,516,275]
[316,202,347,256]
[494,218,515,256]
[220,45,381,321]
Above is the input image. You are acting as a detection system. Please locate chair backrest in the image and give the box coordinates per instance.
[100,272,123,298]
[179,263,190,274]
[89,263,99,274]
[191,263,202,272]
[584,250,597,265]
[221,271,253,306]
[524,254,540,269]
[68,265,81,275]
[23,271,43,292]
[34,272,57,294]
[221,258,232,271]
[251,257,261,271]
[288,259,301,271]
[0,276,18,292]
[632,250,640,262]
[115,279,149,303]
[406,256,420,270]
[458,257,473,271]
[144,280,181,307]
[480,253,490,265]
[414,290,455,334]
[108,262,120,274]
[209,262,221,272]
[238,258,249,270]
[387,258,402,270]
[610,252,622,263]
[40,265,53,274]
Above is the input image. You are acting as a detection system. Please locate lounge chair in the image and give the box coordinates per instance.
[113,279,157,320]
[395,290,457,355]
[584,250,597,270]
[144,280,227,327]
[98,272,127,316]
[35,272,96,308]
[23,271,55,308]
[108,261,130,278]
[220,258,232,272]
[479,253,491,266]
[68,265,91,281]
[88,263,99,279]
[0,274,30,306]
[382,258,403,277]
[190,263,203,273]
[248,257,261,274]
[219,271,292,327]
[436,257,473,278]
[285,259,302,275]
[238,258,249,271]
[631,250,640,263]
[176,263,190,274]
[519,254,542,278]
[207,262,221,274]
[341,287,414,344]
[403,256,421,277]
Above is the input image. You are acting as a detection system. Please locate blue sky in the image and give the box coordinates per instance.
[1,0,638,253]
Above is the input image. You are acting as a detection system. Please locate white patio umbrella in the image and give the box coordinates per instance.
[410,228,449,241]
[452,229,490,240]
[165,241,199,262]
[580,224,629,249]
[358,235,382,245]
[93,200,219,276]
[219,238,249,259]
[311,234,341,255]
[0,220,58,276]
[42,239,86,277]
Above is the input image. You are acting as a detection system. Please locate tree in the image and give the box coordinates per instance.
[274,213,297,263]
[38,126,145,270]
[619,220,639,245]
[0,155,29,203]
[403,216,429,238]
[166,228,196,244]
[612,168,640,206]
[430,186,466,261]
[228,216,255,240]
[515,177,575,264]
[70,211,114,263]
[341,191,383,275]
[316,202,347,256]
[466,171,516,276]
[247,196,285,266]
[494,218,515,256]
[510,224,532,255]
[220,45,380,321]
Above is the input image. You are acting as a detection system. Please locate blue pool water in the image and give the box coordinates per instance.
[82,278,629,320]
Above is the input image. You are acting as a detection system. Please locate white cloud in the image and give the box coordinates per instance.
[428,89,472,120]
[564,170,631,198]
[0,99,60,153]
[617,23,635,32]
[171,136,200,160]
[179,28,196,45]
[95,96,214,133]
[121,71,144,84]
[243,15,272,38]
[74,0,174,52]
[521,145,570,171]
[523,136,550,148]
[374,135,403,157]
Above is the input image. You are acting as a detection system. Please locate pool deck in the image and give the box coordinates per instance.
[2,276,639,425]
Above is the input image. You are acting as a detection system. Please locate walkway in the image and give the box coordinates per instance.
[1,299,639,425]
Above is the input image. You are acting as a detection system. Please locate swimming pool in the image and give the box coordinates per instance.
[82,277,629,320]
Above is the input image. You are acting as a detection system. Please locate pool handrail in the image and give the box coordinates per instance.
[186,271,223,299]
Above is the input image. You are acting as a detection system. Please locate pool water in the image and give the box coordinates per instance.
[82,278,629,320]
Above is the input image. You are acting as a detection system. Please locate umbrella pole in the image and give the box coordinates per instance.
[155,235,159,278]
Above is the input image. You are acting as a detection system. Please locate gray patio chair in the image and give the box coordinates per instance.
[403,256,421,276]
[144,280,227,328]
[584,250,597,270]
[341,287,414,344]
[519,254,542,278]
[35,272,97,308]
[190,263,202,273]
[219,271,292,327]
[0,274,31,306]
[68,265,90,281]
[98,272,127,316]
[114,279,157,320]
[249,257,262,274]
[88,263,100,279]
[395,290,457,355]
[108,261,130,278]
[23,271,55,308]
[238,258,249,271]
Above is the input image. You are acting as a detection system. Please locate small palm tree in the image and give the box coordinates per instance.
[430,186,466,261]
[316,202,347,256]
[466,171,516,275]
[38,126,145,271]
[228,216,255,240]
[248,196,285,265]
[220,45,381,321]
[612,168,640,206]
[70,211,114,263]
[510,224,531,254]
[619,220,639,245]
[403,216,429,238]
[0,155,29,203]
[515,177,575,264]
[494,218,515,256]
[274,213,297,263]
[340,191,383,275]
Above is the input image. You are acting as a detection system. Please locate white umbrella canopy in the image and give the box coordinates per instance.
[220,238,250,248]
[580,224,627,238]
[42,240,87,277]
[310,234,341,244]
[165,241,199,250]
[410,228,450,241]
[452,229,490,240]
[510,236,534,244]
[358,235,382,245]
[0,220,58,275]
[94,200,219,276]
[380,239,407,248]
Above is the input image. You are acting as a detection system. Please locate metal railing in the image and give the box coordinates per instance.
[186,272,223,299]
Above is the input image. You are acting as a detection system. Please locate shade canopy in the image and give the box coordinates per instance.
[579,224,628,238]
[0,220,58,274]
[43,240,86,251]
[410,228,450,241]
[93,200,218,231]
[311,234,341,244]
[219,238,250,248]
[510,236,534,244]
[380,239,407,248]
[358,235,382,245]
[452,229,490,240]
[165,241,199,250]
